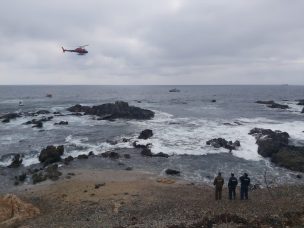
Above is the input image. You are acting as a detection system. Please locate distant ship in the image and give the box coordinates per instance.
[169,88,180,92]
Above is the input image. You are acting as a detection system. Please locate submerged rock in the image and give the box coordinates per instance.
[38,145,64,165]
[67,101,154,120]
[138,129,153,139]
[54,121,68,125]
[77,154,88,159]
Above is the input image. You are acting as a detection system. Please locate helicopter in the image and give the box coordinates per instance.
[61,45,89,55]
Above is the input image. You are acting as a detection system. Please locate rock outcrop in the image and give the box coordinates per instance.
[0,194,40,227]
[7,154,23,168]
[67,101,154,120]
[38,145,64,165]
[249,128,304,172]
[138,129,153,139]
[32,164,62,184]
[206,138,240,151]
[165,169,180,175]
[256,100,289,109]
[0,113,21,123]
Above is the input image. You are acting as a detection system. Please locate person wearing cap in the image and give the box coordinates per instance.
[228,173,238,200]
[239,173,250,200]
[213,172,224,200]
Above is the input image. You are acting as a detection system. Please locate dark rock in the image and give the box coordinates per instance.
[88,151,95,156]
[53,111,62,115]
[36,110,50,115]
[101,151,120,159]
[125,167,133,171]
[297,100,304,105]
[138,129,153,139]
[0,113,21,123]
[296,174,302,179]
[153,152,169,158]
[302,107,304,113]
[267,103,289,109]
[124,154,131,159]
[169,88,180,92]
[38,145,64,165]
[206,138,240,151]
[77,154,89,159]
[256,100,275,105]
[32,121,43,128]
[67,101,154,120]
[211,99,216,102]
[95,183,105,189]
[122,138,130,142]
[141,148,153,157]
[32,172,47,184]
[249,128,289,157]
[7,154,23,168]
[256,100,289,109]
[271,146,304,172]
[165,169,180,175]
[32,164,62,184]
[45,164,62,181]
[64,156,74,165]
[54,121,68,125]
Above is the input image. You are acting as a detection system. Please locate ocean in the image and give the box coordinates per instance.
[0,85,304,185]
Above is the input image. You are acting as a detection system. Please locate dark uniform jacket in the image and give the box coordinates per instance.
[213,176,224,189]
[240,175,250,187]
[228,176,238,189]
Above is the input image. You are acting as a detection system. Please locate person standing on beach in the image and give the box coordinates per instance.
[228,173,238,200]
[239,173,250,200]
[213,172,224,200]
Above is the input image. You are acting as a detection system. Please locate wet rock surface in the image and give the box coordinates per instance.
[67,101,154,120]
[206,138,240,151]
[138,129,153,139]
[38,145,64,165]
[249,128,304,172]
[7,154,23,168]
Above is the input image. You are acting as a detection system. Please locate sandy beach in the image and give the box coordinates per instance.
[1,168,301,228]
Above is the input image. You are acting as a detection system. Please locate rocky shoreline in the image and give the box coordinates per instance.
[1,168,304,227]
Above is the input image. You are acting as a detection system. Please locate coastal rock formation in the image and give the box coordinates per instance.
[38,145,64,165]
[297,99,304,105]
[138,129,153,139]
[32,164,62,184]
[249,128,289,157]
[0,113,21,123]
[206,138,240,151]
[0,194,40,227]
[249,128,304,172]
[7,154,23,168]
[302,107,304,113]
[256,100,289,109]
[67,101,154,120]
[35,110,51,115]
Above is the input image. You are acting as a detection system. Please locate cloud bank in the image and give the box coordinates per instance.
[0,0,304,84]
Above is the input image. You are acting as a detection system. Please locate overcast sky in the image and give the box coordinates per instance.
[1,0,304,85]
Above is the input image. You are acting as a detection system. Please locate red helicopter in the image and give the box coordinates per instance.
[62,45,89,55]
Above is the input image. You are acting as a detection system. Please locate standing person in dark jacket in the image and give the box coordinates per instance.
[228,173,238,200]
[239,173,250,200]
[213,172,224,200]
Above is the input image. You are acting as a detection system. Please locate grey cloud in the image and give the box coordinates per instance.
[0,0,304,84]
